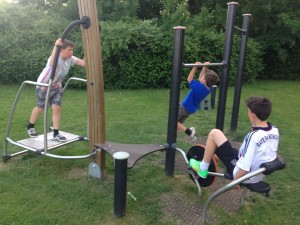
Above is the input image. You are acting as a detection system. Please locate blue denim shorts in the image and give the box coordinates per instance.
[36,87,63,108]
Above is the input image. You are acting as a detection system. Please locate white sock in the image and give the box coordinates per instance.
[200,161,210,171]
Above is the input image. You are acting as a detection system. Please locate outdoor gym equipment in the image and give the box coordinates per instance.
[3,17,93,160]
[177,144,286,224]
[2,1,260,223]
[166,2,240,177]
[93,1,250,218]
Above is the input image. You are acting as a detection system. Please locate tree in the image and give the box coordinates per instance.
[137,0,163,19]
[0,2,70,84]
[12,0,68,11]
[97,0,139,21]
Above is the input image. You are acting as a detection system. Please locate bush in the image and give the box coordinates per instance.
[100,19,173,89]
[0,2,264,89]
[0,3,69,84]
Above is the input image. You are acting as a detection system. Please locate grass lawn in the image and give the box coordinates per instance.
[0,80,299,224]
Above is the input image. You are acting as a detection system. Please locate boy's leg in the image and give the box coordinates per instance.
[189,129,227,178]
[29,107,43,125]
[27,88,46,136]
[52,104,61,130]
[177,104,197,137]
[178,122,196,139]
[177,122,186,132]
[203,129,228,164]
[51,104,66,142]
[51,88,67,142]
[27,107,43,137]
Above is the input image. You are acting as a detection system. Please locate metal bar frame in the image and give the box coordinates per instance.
[165,26,186,176]
[3,77,89,160]
[215,2,238,131]
[182,62,226,67]
[230,14,252,130]
[166,1,239,177]
[201,167,266,224]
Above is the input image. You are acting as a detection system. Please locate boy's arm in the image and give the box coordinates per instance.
[187,62,201,83]
[75,58,85,67]
[198,62,210,80]
[232,168,248,190]
[49,38,63,67]
[232,168,248,181]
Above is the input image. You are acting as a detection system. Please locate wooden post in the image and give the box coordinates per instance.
[77,0,105,178]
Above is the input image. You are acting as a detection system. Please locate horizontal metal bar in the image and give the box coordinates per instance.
[6,149,30,158]
[234,26,248,34]
[22,80,49,87]
[202,167,267,223]
[182,62,226,67]
[208,171,225,178]
[41,151,96,159]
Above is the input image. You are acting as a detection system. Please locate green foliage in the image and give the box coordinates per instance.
[101,19,173,89]
[160,0,191,28]
[235,0,300,80]
[0,2,69,84]
[97,0,139,21]
[137,0,164,20]
[0,0,266,89]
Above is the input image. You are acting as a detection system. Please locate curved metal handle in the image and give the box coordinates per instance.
[50,16,90,80]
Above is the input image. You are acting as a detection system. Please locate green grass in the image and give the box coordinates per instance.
[0,80,299,224]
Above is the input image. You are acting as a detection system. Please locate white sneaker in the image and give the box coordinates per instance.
[189,127,196,138]
[53,133,67,142]
[189,127,197,141]
[27,128,38,138]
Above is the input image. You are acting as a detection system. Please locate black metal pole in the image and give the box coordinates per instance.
[165,26,185,177]
[216,2,238,131]
[211,85,217,109]
[231,14,251,130]
[113,152,129,218]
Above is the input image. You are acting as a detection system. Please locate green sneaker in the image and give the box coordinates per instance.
[189,158,208,178]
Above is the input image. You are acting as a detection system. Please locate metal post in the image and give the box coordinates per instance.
[215,2,238,131]
[231,14,251,130]
[165,26,185,177]
[113,152,129,218]
[211,85,217,109]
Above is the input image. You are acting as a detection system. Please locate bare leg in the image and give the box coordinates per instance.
[52,104,61,130]
[29,107,44,124]
[177,122,186,132]
[203,129,228,164]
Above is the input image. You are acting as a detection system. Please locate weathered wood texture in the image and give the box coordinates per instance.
[77,0,105,178]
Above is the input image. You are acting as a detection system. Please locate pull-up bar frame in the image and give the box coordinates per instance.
[182,62,226,67]
[166,2,238,176]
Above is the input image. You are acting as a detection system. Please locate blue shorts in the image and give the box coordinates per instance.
[36,87,63,108]
[215,141,239,179]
